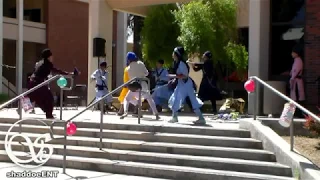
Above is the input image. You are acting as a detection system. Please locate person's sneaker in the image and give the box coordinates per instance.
[30,109,36,114]
[155,114,161,120]
[120,113,128,119]
[193,118,206,125]
[168,116,178,123]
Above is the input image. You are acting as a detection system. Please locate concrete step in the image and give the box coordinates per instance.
[0,123,261,149]
[0,118,251,138]
[0,151,294,180]
[0,140,292,177]
[0,131,276,162]
[0,162,171,180]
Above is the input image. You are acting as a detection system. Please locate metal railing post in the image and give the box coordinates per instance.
[99,100,104,150]
[290,118,294,151]
[63,123,67,174]
[253,91,257,120]
[60,88,63,120]
[18,100,23,150]
[250,78,257,120]
[18,100,22,120]
[138,88,142,124]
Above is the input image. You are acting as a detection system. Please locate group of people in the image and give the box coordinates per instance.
[23,43,305,121]
[25,46,221,125]
[114,47,222,125]
[151,50,221,115]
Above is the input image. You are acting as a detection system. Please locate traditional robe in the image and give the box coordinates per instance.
[290,57,305,101]
[27,59,69,119]
[91,69,113,104]
[118,67,129,104]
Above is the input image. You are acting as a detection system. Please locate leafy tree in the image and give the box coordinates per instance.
[173,0,238,65]
[141,4,180,67]
[133,16,144,58]
[224,42,248,80]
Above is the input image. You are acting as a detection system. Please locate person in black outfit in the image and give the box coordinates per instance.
[27,49,72,119]
[190,51,221,114]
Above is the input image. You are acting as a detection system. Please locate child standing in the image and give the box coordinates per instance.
[91,62,113,112]
[152,59,170,111]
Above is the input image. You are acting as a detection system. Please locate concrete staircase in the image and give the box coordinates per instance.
[0,118,294,180]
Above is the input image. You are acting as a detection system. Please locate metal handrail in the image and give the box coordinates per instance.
[250,76,320,151]
[49,77,150,174]
[0,74,74,118]
[0,75,62,119]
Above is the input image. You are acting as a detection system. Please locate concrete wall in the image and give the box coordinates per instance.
[237,0,249,28]
[87,0,114,103]
[3,17,46,44]
[248,0,270,114]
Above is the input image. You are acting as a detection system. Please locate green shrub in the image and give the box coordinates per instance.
[0,93,10,104]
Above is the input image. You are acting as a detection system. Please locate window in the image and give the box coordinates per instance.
[270,0,305,77]
[8,9,42,23]
[3,0,44,23]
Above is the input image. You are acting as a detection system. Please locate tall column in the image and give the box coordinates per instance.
[16,0,23,95]
[87,0,113,103]
[116,12,127,87]
[0,0,3,93]
[248,0,270,114]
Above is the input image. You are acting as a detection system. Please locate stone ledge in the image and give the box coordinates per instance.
[239,119,320,180]
[258,118,311,137]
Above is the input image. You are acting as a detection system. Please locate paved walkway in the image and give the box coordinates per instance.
[0,162,169,180]
[0,107,240,130]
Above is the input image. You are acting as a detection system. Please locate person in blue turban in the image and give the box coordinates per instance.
[120,52,160,120]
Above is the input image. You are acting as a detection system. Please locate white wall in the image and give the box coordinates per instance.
[3,17,46,44]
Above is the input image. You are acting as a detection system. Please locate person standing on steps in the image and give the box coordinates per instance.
[117,59,130,116]
[190,51,222,114]
[168,47,205,125]
[152,59,170,112]
[290,46,305,118]
[151,60,195,113]
[91,61,113,113]
[27,49,72,119]
[120,52,160,120]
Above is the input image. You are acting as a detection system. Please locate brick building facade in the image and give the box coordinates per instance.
[305,0,320,110]
[46,0,89,92]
